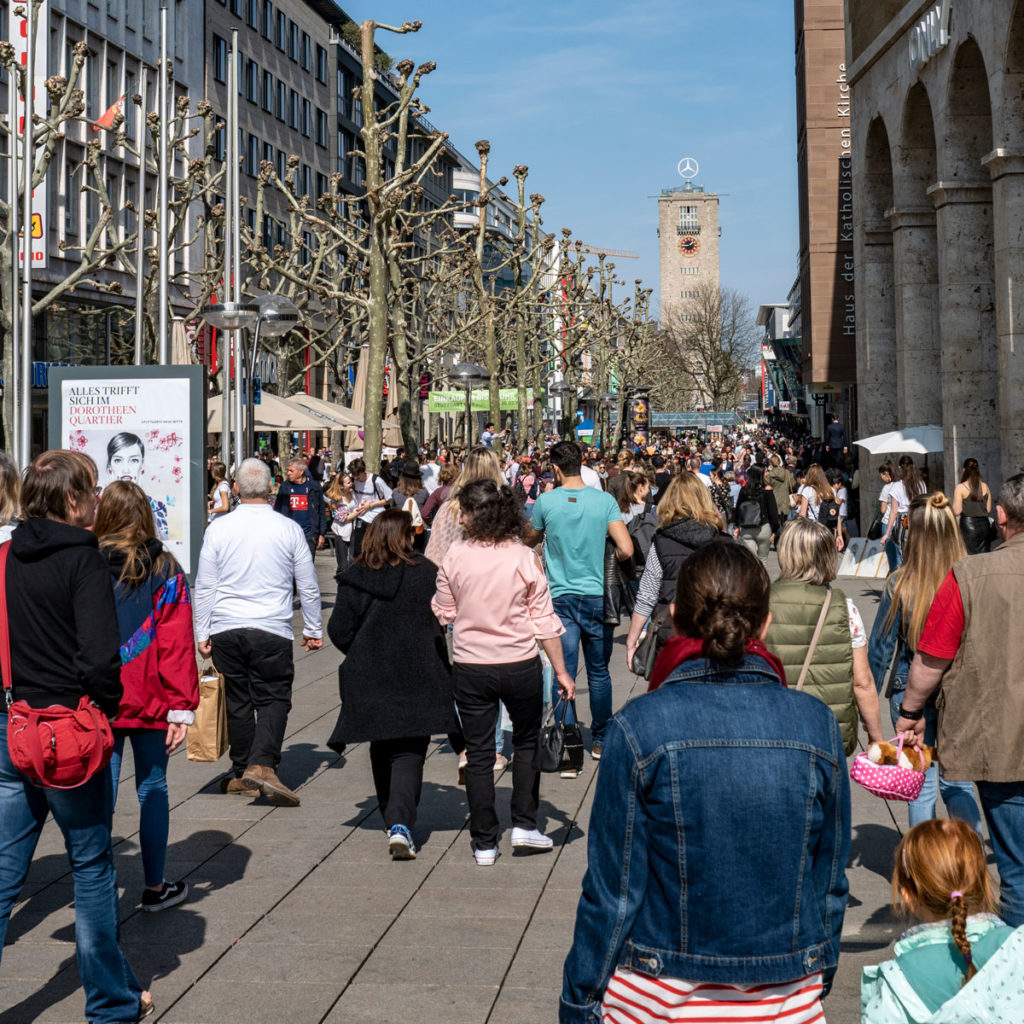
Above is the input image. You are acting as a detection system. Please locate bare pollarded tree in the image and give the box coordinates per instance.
[662,280,761,411]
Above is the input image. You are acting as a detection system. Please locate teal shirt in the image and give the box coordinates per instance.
[530,486,622,598]
[862,916,1022,1023]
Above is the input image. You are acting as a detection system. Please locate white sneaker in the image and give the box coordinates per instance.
[510,827,554,851]
[473,845,500,866]
[560,769,580,779]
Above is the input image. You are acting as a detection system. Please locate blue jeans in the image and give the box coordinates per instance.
[552,594,614,744]
[977,781,1024,927]
[0,716,142,1023]
[111,728,170,888]
[888,690,981,833]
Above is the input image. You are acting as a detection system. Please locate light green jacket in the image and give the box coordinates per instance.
[861,918,1024,1023]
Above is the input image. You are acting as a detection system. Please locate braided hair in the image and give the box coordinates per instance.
[892,819,995,988]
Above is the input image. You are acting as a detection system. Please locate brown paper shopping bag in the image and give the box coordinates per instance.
[186,664,229,762]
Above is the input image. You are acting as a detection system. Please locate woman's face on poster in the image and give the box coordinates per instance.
[109,443,144,483]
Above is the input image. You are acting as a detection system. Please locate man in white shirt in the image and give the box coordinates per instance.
[194,459,323,807]
[419,451,441,494]
[347,456,393,558]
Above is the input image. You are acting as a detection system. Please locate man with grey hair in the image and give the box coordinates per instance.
[194,458,323,806]
[897,473,1024,925]
[273,456,326,559]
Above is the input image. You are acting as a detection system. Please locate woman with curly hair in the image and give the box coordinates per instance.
[432,479,575,866]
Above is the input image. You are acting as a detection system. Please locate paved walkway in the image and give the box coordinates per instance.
[0,557,930,1024]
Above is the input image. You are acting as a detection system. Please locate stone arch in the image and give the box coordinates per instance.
[895,83,937,208]
[863,116,894,222]
[1000,0,1024,148]
[944,37,993,179]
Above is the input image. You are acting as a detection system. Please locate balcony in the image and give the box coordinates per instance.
[676,224,701,235]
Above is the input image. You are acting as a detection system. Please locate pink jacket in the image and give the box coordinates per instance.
[432,539,564,664]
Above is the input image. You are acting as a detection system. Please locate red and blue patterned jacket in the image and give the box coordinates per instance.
[103,540,199,730]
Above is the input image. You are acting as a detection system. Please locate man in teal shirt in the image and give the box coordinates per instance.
[528,442,632,768]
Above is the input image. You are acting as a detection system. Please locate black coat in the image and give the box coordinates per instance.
[326,554,456,748]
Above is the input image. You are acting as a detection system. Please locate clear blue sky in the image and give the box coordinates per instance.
[344,0,799,320]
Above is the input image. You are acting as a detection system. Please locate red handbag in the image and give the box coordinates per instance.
[0,543,114,789]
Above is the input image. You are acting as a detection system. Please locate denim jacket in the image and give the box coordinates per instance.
[867,583,913,697]
[559,652,851,1024]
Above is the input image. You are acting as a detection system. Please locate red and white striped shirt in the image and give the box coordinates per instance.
[601,968,825,1024]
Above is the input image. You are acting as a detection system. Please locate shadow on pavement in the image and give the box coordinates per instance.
[849,822,901,880]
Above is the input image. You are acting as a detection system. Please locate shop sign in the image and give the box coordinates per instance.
[910,0,951,70]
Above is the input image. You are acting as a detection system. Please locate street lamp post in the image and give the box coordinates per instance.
[201,301,258,467]
[546,378,572,440]
[246,294,299,457]
[451,362,489,447]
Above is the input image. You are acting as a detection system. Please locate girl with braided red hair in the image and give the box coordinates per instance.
[862,818,1024,1021]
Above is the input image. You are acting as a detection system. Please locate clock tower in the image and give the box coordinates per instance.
[658,179,721,325]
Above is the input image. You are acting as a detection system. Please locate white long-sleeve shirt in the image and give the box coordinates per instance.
[193,503,322,643]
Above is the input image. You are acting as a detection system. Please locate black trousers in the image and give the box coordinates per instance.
[211,629,294,775]
[369,736,430,832]
[332,536,350,574]
[453,657,543,849]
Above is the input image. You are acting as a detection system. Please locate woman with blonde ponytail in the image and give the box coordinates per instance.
[862,819,1023,1022]
[868,492,982,831]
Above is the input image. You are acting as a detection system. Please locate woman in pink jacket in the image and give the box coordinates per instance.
[432,479,575,866]
[94,482,199,913]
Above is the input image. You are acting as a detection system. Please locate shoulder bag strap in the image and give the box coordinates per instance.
[0,542,11,703]
[795,586,833,692]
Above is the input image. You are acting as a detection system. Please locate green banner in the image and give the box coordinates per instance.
[428,388,533,413]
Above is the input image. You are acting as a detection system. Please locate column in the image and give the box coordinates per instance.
[928,181,1001,490]
[855,219,898,522]
[887,206,943,485]
[983,150,1024,486]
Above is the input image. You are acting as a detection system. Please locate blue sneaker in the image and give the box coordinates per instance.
[388,824,416,860]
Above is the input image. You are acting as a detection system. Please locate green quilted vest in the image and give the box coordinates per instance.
[767,579,857,755]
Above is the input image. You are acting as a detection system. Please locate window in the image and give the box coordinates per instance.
[336,68,347,118]
[214,119,225,161]
[301,32,311,71]
[301,165,311,196]
[315,108,327,148]
[262,213,273,250]
[246,0,257,29]
[302,230,312,264]
[353,97,363,127]
[105,61,120,115]
[124,72,136,139]
[316,45,327,84]
[261,70,273,112]
[262,141,273,164]
[288,21,298,61]
[315,172,327,200]
[301,97,310,137]
[277,80,286,120]
[246,134,259,175]
[679,205,700,232]
[289,89,299,129]
[122,180,136,234]
[213,35,227,83]
[261,0,272,38]
[276,149,286,181]
[244,59,257,102]
[64,159,79,237]
[229,0,241,16]
[275,10,285,50]
[680,266,700,275]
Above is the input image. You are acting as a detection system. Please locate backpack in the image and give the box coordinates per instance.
[627,504,658,569]
[818,497,841,533]
[736,494,763,528]
[513,473,538,504]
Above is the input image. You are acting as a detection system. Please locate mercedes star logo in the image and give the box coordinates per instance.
[677,157,699,180]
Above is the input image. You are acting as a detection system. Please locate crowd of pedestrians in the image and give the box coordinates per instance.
[1,421,1024,1022]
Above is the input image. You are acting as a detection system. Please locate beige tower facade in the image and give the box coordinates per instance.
[658,183,721,327]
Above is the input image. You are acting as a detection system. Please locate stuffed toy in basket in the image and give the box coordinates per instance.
[850,736,932,803]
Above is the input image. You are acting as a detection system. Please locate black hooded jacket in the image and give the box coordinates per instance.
[326,554,456,747]
[5,519,122,715]
[652,519,725,607]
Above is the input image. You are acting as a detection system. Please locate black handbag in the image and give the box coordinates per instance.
[532,699,585,774]
[866,511,883,541]
[632,608,670,680]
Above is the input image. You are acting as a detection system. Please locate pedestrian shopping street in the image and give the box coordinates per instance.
[0,555,953,1024]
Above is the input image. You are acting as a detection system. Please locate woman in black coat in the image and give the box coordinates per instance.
[327,509,457,861]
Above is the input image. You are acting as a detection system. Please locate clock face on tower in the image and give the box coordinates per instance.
[678,234,701,257]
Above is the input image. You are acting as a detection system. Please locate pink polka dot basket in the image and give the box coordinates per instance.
[850,736,926,803]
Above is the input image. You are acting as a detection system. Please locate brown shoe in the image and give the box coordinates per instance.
[242,765,301,807]
[220,775,258,795]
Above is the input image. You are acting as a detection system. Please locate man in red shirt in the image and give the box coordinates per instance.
[897,473,1024,925]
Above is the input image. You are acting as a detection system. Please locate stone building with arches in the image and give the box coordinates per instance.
[847,0,1023,511]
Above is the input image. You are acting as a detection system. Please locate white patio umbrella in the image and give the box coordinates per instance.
[853,425,943,455]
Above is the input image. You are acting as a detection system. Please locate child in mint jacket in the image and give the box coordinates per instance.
[862,818,1024,1023]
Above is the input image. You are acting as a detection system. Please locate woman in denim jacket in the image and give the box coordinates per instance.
[560,541,850,1024]
[867,493,981,833]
